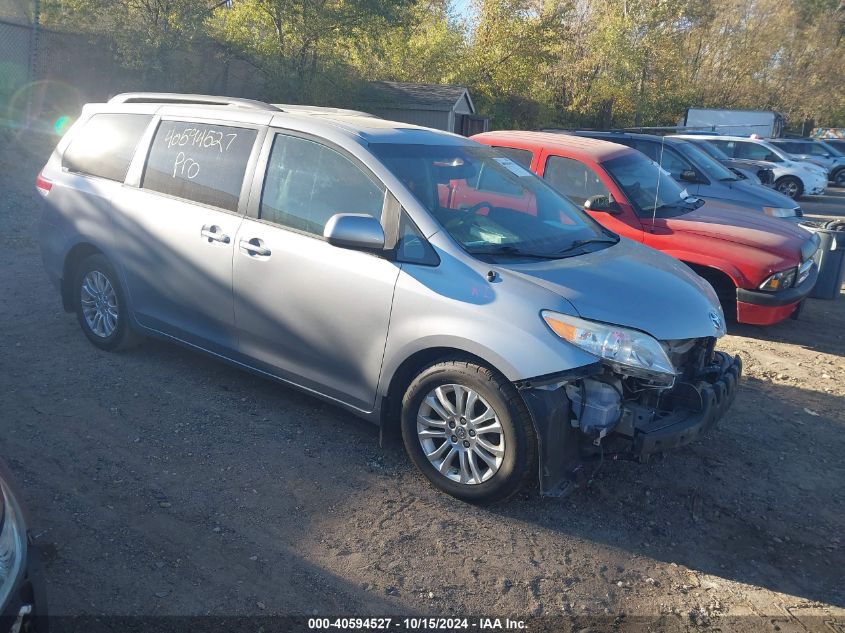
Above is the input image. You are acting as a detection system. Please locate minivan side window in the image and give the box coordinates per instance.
[734,141,783,163]
[543,155,609,205]
[260,134,384,236]
[63,113,152,182]
[396,211,439,266]
[142,121,258,212]
[627,140,658,161]
[707,140,736,156]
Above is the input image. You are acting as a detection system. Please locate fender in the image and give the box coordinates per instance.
[661,249,748,288]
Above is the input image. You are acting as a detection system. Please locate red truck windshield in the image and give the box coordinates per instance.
[603,153,702,218]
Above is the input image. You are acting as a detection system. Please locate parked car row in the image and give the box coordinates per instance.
[674,135,830,198]
[473,131,820,326]
[38,93,833,505]
[562,131,803,218]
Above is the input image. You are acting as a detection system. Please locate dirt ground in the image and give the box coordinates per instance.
[1,132,843,632]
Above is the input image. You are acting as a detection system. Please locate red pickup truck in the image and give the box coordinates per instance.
[472,131,820,326]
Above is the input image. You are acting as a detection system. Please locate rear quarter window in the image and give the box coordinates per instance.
[491,146,533,169]
[62,113,152,182]
[142,121,258,212]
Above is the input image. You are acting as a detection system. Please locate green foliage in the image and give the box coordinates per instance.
[35,0,845,127]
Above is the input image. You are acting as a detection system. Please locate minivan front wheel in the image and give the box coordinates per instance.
[401,360,537,503]
[74,254,137,351]
[774,176,803,199]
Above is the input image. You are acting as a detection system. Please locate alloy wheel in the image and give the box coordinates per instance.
[416,384,505,485]
[80,270,119,338]
[777,179,800,197]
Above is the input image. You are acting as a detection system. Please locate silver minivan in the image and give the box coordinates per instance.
[37,93,741,503]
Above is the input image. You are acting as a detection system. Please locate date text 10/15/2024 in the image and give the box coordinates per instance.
[307,618,527,630]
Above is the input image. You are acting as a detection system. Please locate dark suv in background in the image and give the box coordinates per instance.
[558,131,802,221]
[678,137,775,186]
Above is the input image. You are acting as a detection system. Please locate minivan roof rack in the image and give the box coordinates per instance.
[273,104,377,118]
[108,93,283,112]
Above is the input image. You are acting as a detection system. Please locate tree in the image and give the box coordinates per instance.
[209,0,416,102]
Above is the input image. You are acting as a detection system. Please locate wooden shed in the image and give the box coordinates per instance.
[360,81,489,136]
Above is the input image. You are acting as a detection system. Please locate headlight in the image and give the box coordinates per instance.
[759,267,797,291]
[541,311,675,384]
[0,481,26,610]
[762,207,797,218]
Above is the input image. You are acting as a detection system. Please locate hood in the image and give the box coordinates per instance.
[650,200,810,257]
[500,238,725,341]
[727,164,764,183]
[794,160,827,175]
[728,158,777,170]
[724,179,798,209]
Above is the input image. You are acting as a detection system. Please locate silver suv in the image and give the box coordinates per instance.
[37,93,741,503]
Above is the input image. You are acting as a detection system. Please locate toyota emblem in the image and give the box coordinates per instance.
[709,310,723,331]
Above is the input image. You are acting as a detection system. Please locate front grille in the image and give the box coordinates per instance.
[757,169,775,185]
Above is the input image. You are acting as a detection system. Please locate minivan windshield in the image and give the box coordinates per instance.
[675,141,739,181]
[371,143,615,260]
[691,140,732,162]
[603,153,701,218]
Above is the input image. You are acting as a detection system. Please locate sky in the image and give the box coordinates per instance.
[450,0,475,19]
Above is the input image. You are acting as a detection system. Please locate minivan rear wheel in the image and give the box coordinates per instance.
[774,176,803,199]
[400,360,537,504]
[74,254,137,351]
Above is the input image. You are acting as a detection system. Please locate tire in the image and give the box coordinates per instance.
[400,359,537,504]
[73,254,138,351]
[832,168,845,188]
[774,176,803,199]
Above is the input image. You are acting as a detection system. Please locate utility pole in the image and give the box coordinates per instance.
[26,0,41,126]
[29,0,40,83]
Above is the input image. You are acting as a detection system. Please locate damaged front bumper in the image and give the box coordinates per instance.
[517,351,742,496]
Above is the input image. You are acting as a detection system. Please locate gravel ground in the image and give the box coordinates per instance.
[1,132,844,632]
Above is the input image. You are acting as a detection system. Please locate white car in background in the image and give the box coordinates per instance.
[769,138,845,187]
[675,134,828,199]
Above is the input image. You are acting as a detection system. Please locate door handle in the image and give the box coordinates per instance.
[239,238,271,257]
[201,225,231,244]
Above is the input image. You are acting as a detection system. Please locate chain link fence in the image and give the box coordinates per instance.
[0,0,265,131]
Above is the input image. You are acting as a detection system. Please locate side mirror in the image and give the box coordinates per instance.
[323,213,385,251]
[584,194,619,214]
[679,169,699,183]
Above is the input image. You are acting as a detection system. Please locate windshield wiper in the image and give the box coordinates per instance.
[551,236,619,257]
[465,245,558,259]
